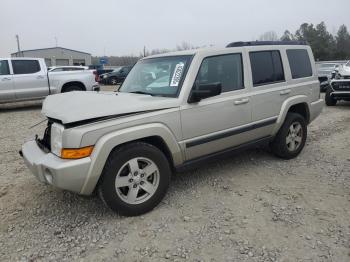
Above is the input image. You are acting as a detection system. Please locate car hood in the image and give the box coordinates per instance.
[42,91,179,125]
[340,66,350,74]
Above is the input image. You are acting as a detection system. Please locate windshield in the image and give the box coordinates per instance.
[119,55,192,97]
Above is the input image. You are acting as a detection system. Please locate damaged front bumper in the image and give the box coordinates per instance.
[20,140,92,194]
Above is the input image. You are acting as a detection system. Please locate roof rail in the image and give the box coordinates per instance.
[226,41,308,48]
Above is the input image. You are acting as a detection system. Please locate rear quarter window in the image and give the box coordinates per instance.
[287,49,312,79]
[12,60,41,74]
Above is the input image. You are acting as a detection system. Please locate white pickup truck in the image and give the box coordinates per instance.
[0,57,99,103]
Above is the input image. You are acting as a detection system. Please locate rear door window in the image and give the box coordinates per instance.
[249,51,285,86]
[0,60,10,75]
[287,49,312,79]
[12,60,41,74]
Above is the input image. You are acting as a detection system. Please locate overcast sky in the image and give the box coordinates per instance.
[1,0,349,57]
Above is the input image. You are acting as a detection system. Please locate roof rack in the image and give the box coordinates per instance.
[226,41,308,48]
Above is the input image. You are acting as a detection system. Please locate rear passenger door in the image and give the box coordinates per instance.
[0,59,15,102]
[11,60,49,100]
[248,50,288,138]
[181,53,252,160]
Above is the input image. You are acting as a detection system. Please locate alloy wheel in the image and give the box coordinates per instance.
[115,157,160,204]
[286,122,303,152]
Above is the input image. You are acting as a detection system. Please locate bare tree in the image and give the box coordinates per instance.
[93,41,200,66]
[258,31,279,41]
[280,30,295,41]
[176,42,194,51]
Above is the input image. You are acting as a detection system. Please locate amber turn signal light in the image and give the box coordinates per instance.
[61,146,94,159]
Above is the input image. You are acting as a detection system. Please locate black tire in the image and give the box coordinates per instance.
[62,85,84,92]
[110,77,118,85]
[270,113,307,159]
[98,142,171,216]
[325,88,337,106]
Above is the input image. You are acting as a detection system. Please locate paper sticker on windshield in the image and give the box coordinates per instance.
[170,62,185,87]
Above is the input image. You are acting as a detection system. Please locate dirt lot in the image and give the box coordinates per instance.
[0,91,349,262]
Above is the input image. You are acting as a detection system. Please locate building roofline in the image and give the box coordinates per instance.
[11,47,91,55]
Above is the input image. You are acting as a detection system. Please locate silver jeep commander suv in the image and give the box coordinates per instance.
[21,41,323,216]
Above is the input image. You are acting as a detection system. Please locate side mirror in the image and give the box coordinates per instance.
[188,82,222,103]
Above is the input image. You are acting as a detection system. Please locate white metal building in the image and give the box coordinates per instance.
[11,47,92,67]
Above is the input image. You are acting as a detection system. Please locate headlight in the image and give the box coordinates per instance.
[50,123,64,156]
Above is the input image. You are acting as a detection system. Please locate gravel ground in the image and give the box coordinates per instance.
[0,91,349,262]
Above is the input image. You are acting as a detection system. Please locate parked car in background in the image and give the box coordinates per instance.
[325,79,350,106]
[0,57,99,103]
[99,65,133,85]
[48,66,89,72]
[317,62,342,92]
[334,61,350,79]
[96,69,114,77]
[21,41,323,216]
[317,63,339,82]
[99,67,121,81]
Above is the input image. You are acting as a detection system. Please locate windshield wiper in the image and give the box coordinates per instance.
[129,91,155,96]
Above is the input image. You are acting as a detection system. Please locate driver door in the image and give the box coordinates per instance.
[180,53,252,160]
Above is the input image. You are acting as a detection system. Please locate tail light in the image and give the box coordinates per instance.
[93,70,100,82]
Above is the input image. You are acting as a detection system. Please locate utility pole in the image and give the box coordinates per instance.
[143,46,146,57]
[54,36,58,47]
[15,35,21,57]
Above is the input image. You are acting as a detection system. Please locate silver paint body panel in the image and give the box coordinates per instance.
[21,45,323,195]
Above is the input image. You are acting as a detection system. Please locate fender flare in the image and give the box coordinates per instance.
[79,123,182,195]
[272,95,310,135]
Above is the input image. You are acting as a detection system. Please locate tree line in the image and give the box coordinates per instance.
[93,22,350,65]
[278,22,350,61]
[91,42,198,66]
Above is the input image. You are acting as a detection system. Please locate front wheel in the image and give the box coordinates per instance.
[98,142,171,216]
[270,113,307,159]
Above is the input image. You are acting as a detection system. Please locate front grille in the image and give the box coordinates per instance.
[36,121,52,152]
[332,81,350,92]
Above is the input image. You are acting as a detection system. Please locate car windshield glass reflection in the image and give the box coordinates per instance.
[119,56,192,97]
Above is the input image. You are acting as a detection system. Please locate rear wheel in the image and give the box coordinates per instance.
[98,142,171,216]
[270,113,307,159]
[325,88,337,106]
[110,78,118,85]
[62,85,84,92]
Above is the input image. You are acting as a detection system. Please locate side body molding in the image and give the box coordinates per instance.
[272,95,309,135]
[79,123,183,195]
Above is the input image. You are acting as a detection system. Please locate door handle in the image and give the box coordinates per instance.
[234,98,249,105]
[36,75,45,79]
[280,89,291,95]
[1,77,11,81]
